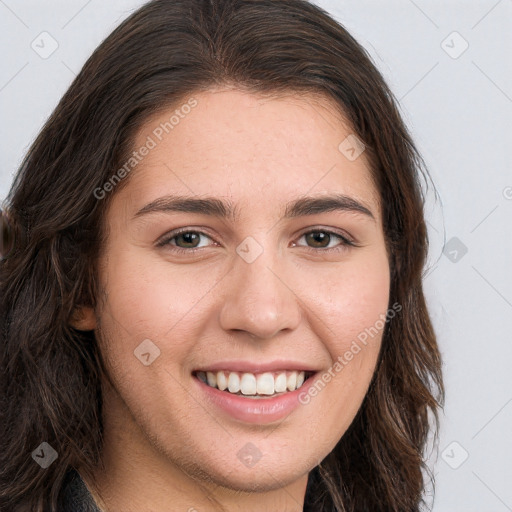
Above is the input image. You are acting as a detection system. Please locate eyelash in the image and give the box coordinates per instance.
[156,227,357,254]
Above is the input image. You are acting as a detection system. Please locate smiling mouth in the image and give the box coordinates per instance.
[193,369,315,398]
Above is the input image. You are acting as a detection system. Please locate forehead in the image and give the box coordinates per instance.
[118,88,381,222]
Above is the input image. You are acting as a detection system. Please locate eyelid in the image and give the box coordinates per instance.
[156,225,358,252]
[296,226,357,245]
[155,226,217,248]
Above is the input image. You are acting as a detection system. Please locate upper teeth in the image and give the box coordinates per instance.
[196,370,307,396]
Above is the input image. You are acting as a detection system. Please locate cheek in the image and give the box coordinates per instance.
[94,248,206,424]
[94,247,207,430]
[97,244,215,350]
[298,250,390,435]
[308,248,391,346]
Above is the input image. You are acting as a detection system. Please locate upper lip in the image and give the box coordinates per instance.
[193,360,320,373]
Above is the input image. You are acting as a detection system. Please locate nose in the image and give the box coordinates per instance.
[218,245,302,340]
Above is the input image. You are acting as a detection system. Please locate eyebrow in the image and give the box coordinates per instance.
[133,193,375,222]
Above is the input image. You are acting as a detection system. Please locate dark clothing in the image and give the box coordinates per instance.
[57,468,318,511]
[57,470,101,512]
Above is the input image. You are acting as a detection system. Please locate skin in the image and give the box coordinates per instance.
[73,88,390,512]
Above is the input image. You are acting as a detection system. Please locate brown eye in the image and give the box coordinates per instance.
[174,232,202,249]
[296,229,355,252]
[304,231,331,248]
[157,229,215,253]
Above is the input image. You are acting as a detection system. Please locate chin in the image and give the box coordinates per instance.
[180,452,311,493]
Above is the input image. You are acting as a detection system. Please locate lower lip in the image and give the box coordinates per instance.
[193,373,317,424]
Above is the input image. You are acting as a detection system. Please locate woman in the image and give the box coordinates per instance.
[0,0,444,510]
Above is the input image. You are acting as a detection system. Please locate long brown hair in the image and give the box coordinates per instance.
[0,0,444,510]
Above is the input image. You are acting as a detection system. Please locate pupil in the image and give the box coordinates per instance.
[179,232,199,247]
[307,231,329,248]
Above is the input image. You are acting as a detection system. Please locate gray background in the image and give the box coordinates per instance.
[1,1,511,510]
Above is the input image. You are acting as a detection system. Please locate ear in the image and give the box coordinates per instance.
[70,306,97,331]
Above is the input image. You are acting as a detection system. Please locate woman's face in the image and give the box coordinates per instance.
[88,88,390,496]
